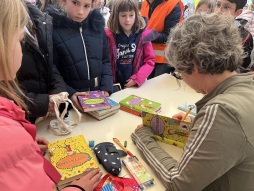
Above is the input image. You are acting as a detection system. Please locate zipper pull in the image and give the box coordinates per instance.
[79,26,82,33]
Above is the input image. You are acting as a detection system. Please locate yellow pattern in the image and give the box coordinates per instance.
[48,135,99,183]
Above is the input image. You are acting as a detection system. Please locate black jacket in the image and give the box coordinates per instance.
[17,2,66,122]
[147,0,181,44]
[49,9,113,97]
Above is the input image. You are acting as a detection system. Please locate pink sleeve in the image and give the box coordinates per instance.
[131,41,155,86]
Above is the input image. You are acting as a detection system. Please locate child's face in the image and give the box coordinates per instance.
[119,10,135,36]
[195,4,210,14]
[63,0,92,22]
[214,0,242,17]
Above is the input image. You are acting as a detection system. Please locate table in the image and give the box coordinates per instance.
[36,74,203,191]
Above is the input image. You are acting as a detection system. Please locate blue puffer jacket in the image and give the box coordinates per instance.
[50,9,113,97]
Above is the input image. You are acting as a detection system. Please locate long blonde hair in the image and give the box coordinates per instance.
[0,0,28,108]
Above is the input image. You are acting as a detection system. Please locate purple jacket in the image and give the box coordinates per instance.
[105,28,158,86]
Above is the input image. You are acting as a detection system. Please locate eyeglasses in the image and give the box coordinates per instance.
[172,71,182,87]
[172,71,182,80]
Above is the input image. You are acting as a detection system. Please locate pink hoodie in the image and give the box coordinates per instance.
[0,97,81,191]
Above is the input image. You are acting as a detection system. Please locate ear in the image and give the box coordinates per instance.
[234,9,242,17]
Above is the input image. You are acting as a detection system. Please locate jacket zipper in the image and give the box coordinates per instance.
[79,26,91,91]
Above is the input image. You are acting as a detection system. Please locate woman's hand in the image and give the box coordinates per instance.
[36,137,49,153]
[69,169,102,191]
[135,124,144,132]
[172,112,192,122]
[125,79,136,88]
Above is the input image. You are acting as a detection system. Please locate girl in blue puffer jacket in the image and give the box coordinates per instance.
[49,0,113,111]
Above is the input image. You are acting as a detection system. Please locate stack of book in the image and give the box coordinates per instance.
[87,98,120,120]
[119,95,161,117]
[77,91,120,120]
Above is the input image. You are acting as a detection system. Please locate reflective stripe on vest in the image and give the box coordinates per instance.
[152,43,167,63]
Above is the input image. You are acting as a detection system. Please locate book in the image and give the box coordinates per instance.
[122,156,154,190]
[87,109,119,120]
[78,91,111,112]
[142,112,192,148]
[178,103,197,116]
[89,98,120,116]
[48,135,99,188]
[119,95,161,117]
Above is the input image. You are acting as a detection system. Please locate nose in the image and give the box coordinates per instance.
[77,7,84,15]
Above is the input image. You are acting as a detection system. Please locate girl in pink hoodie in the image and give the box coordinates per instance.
[0,0,101,190]
[106,0,158,89]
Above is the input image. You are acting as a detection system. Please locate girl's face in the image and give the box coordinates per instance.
[195,4,210,14]
[64,0,92,22]
[119,10,135,36]
[5,28,25,80]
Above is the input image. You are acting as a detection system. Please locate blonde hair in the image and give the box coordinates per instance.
[0,0,28,108]
[107,0,145,34]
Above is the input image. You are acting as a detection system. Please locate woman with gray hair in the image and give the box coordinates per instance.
[132,13,254,191]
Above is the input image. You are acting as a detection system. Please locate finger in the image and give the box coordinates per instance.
[91,172,103,189]
[90,172,103,186]
[84,169,100,179]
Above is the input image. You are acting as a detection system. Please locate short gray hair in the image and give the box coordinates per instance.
[165,13,244,74]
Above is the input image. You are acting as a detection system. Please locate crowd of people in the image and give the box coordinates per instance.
[0,0,254,190]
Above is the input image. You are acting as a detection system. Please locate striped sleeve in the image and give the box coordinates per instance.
[132,104,244,191]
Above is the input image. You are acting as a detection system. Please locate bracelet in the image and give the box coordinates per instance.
[64,184,86,191]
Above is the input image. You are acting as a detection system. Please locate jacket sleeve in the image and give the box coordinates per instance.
[99,31,113,94]
[131,104,246,191]
[53,33,76,97]
[22,92,49,117]
[48,64,67,95]
[130,41,155,86]
[152,3,181,44]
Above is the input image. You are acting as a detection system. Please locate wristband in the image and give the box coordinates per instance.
[64,184,86,191]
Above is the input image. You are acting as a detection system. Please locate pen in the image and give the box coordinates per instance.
[182,108,191,121]
[113,138,134,156]
[182,105,195,121]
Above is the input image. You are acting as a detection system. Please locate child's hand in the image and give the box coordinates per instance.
[70,92,87,112]
[172,112,191,122]
[36,137,49,153]
[125,79,136,88]
[69,169,102,191]
[101,90,109,97]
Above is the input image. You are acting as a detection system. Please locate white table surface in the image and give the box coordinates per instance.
[36,74,203,191]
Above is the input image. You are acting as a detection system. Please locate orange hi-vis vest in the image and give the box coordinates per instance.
[141,0,184,63]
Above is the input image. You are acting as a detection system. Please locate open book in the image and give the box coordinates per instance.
[142,112,192,148]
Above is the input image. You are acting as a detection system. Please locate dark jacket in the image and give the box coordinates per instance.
[147,0,181,44]
[49,9,113,97]
[235,19,253,72]
[17,2,66,122]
